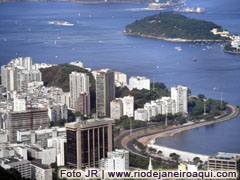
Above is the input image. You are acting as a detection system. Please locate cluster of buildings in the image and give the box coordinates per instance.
[211,28,232,38]
[0,57,191,180]
[134,85,188,121]
[110,96,134,120]
[0,58,132,179]
[178,152,240,173]
[231,36,240,50]
[1,57,42,92]
[211,28,240,51]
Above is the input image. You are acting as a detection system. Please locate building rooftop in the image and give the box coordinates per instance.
[216,153,234,159]
[130,76,148,80]
[97,69,113,74]
[66,118,114,129]
[0,158,30,166]
[211,152,240,160]
[31,159,52,169]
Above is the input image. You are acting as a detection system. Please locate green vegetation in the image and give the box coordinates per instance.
[40,64,96,111]
[0,166,30,180]
[224,44,240,54]
[193,157,203,165]
[115,115,147,129]
[132,138,147,155]
[51,163,67,180]
[116,82,170,109]
[169,153,180,163]
[148,147,157,153]
[129,153,149,169]
[129,153,177,170]
[126,12,229,41]
[150,113,184,124]
[188,94,227,120]
[224,44,235,51]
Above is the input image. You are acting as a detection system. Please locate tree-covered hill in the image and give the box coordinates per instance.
[40,64,96,110]
[125,12,229,41]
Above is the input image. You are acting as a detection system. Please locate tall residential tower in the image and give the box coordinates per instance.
[96,69,115,118]
[171,85,188,114]
[69,72,89,110]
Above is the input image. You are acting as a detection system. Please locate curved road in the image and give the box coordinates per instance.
[115,104,239,159]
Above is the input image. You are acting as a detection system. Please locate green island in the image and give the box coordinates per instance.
[125,12,230,42]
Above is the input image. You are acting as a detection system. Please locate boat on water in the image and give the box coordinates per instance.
[48,21,74,26]
[149,0,184,9]
[174,46,182,51]
[174,7,205,14]
[148,3,162,10]
[192,58,197,62]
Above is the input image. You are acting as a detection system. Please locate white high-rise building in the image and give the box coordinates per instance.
[48,104,68,122]
[134,108,148,121]
[129,76,150,90]
[144,102,158,121]
[171,85,188,114]
[12,57,32,71]
[144,103,153,121]
[160,97,176,115]
[1,159,31,179]
[122,96,134,117]
[110,98,123,120]
[100,149,129,171]
[47,137,66,167]
[27,146,56,165]
[31,160,53,180]
[13,97,27,112]
[69,72,89,109]
[115,72,127,87]
[61,92,71,109]
[1,57,42,91]
[1,65,16,91]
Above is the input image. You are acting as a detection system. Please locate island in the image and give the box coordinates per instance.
[125,12,230,42]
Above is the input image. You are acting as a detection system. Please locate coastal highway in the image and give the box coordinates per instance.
[115,104,239,159]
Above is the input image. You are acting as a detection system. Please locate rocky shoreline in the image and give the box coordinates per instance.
[125,32,230,43]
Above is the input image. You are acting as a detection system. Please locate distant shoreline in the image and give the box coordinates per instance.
[125,32,230,43]
[224,49,240,55]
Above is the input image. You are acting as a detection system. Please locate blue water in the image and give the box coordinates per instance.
[0,0,239,155]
